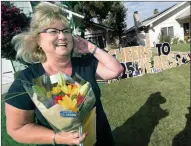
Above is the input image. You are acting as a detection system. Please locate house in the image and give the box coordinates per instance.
[1,1,114,92]
[122,1,190,48]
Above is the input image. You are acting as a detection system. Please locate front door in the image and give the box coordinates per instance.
[183,23,190,37]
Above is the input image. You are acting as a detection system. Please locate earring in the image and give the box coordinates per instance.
[37,46,43,53]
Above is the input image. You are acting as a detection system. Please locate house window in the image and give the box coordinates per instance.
[161,26,174,37]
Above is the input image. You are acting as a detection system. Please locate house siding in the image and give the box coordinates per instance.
[149,3,190,47]
[11,1,33,16]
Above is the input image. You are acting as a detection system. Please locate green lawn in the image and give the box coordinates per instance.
[2,64,190,146]
[170,43,190,52]
[1,95,34,146]
[101,64,190,146]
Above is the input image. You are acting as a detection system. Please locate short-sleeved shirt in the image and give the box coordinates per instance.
[5,55,114,146]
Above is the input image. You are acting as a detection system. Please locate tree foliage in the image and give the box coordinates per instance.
[153,8,159,15]
[61,1,113,22]
[60,1,127,46]
[60,1,115,38]
[1,2,30,60]
[103,2,127,47]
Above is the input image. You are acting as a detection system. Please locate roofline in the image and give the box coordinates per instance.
[62,8,84,19]
[176,15,190,20]
[175,6,190,20]
[88,21,114,30]
[146,2,187,26]
[126,2,187,32]
[141,4,176,23]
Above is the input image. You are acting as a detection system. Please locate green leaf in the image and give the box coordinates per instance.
[32,85,47,99]
[57,71,65,86]
[71,94,77,101]
[42,74,52,91]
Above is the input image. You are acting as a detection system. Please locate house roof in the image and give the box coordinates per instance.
[62,8,114,31]
[140,3,177,26]
[87,21,114,30]
[125,2,188,33]
[176,6,190,20]
[62,8,84,19]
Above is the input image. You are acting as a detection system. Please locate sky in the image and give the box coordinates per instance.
[124,1,178,29]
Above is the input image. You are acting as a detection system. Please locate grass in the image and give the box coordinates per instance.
[101,64,190,146]
[2,64,190,146]
[152,43,190,56]
[171,43,190,52]
[1,95,34,146]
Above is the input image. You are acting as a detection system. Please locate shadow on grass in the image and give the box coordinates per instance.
[172,106,191,146]
[112,92,169,146]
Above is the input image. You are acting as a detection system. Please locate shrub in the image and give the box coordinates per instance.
[172,36,179,45]
[163,36,172,44]
[184,36,190,43]
[179,40,185,44]
[158,33,163,43]
[1,2,30,61]
[150,57,154,68]
[158,33,172,44]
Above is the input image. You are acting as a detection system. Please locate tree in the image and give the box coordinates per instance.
[1,2,30,60]
[59,1,127,46]
[59,1,78,11]
[61,1,113,22]
[153,8,159,15]
[60,1,114,38]
[103,2,127,48]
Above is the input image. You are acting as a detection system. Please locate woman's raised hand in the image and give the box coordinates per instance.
[55,131,87,145]
[73,36,95,54]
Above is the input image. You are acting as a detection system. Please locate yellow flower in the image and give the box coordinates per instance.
[61,85,69,94]
[58,95,78,112]
[67,84,72,93]
[61,84,80,95]
[71,85,80,94]
[51,85,62,95]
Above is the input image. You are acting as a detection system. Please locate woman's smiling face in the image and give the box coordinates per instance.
[38,20,73,57]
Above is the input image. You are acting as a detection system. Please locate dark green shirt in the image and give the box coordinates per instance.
[5,55,114,146]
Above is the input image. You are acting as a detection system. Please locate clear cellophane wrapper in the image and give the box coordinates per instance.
[22,73,97,146]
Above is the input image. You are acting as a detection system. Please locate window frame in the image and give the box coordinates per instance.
[161,26,174,38]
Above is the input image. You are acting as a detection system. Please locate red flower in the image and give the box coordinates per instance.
[54,95,63,104]
[2,21,7,25]
[77,95,85,106]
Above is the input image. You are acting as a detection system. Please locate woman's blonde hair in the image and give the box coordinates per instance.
[12,2,69,63]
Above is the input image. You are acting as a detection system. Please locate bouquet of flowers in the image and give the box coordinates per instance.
[22,72,96,146]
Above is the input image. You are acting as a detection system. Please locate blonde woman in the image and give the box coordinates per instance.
[5,2,123,146]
